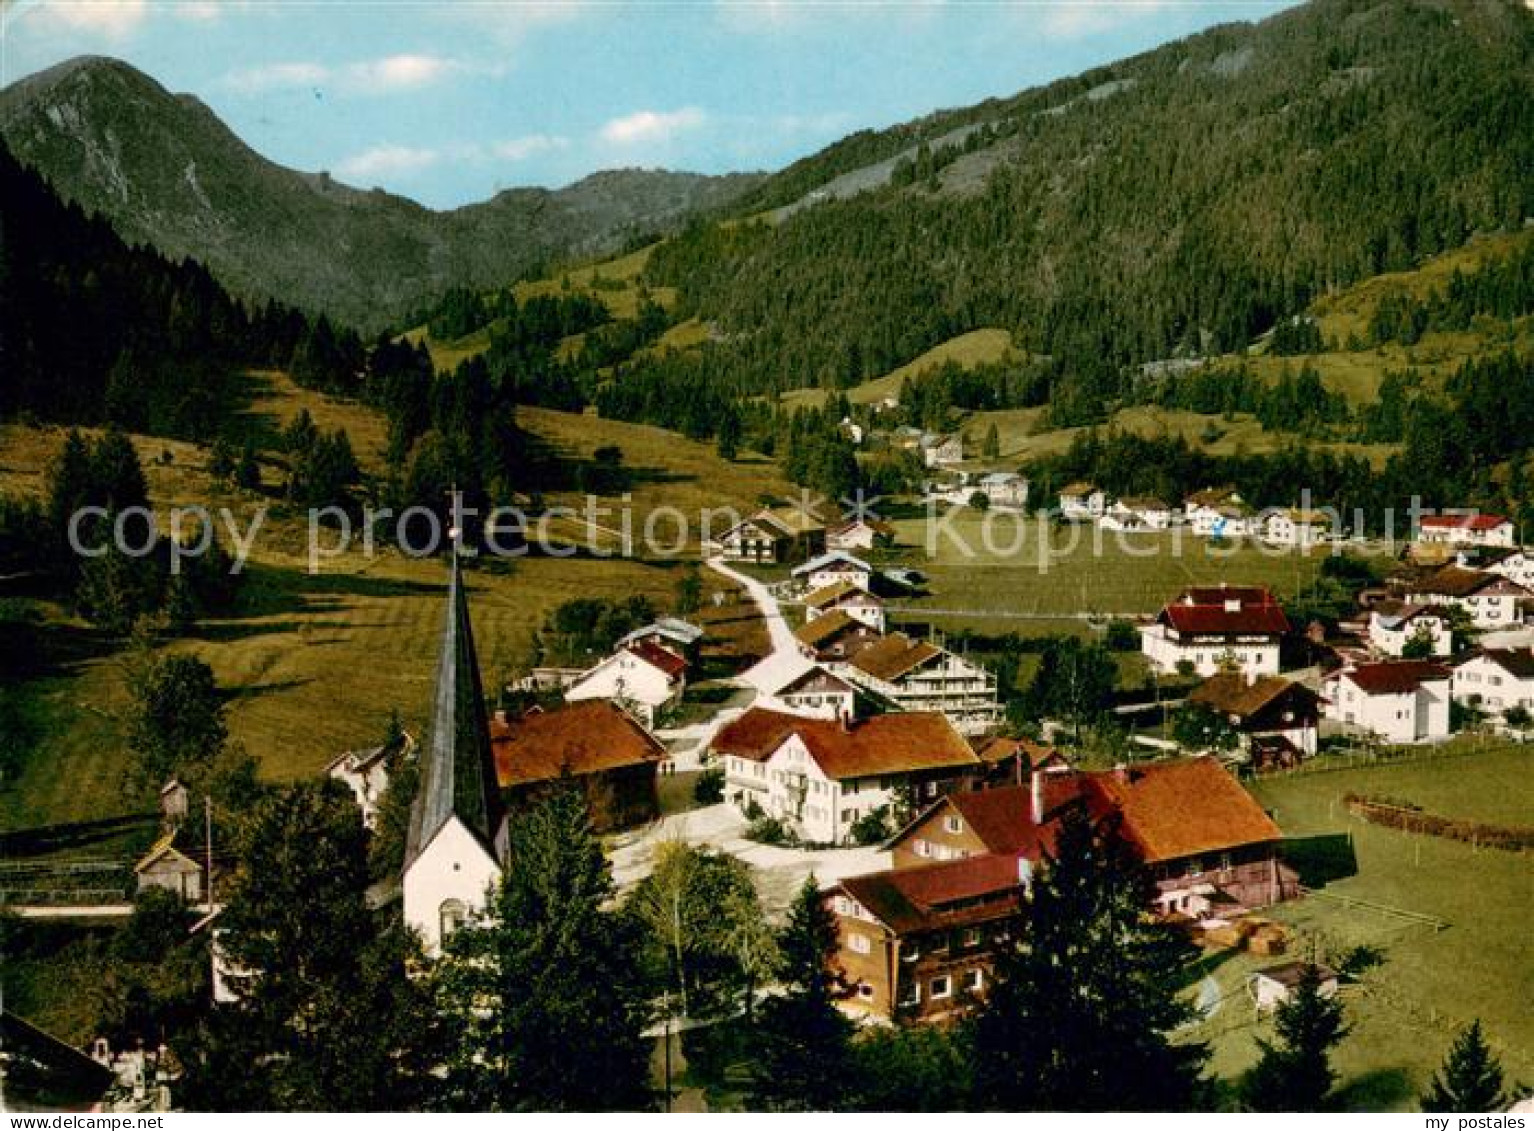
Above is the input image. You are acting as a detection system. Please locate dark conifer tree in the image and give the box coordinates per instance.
[1239,963,1349,1111]
[1421,1021,1510,1113]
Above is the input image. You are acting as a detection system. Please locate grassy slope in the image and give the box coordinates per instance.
[780,328,1017,412]
[1185,746,1534,1109]
[0,378,788,829]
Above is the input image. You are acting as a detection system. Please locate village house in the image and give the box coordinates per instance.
[402,555,508,956]
[1451,647,1534,721]
[1102,496,1176,531]
[1417,513,1517,548]
[970,734,1070,787]
[618,616,705,662]
[803,580,886,632]
[1140,584,1289,678]
[1402,565,1528,630]
[1368,601,1454,658]
[921,433,964,468]
[766,665,859,720]
[827,516,895,552]
[325,731,411,828]
[712,511,794,564]
[491,700,665,831]
[828,854,1027,1022]
[1262,507,1336,547]
[792,550,875,593]
[793,609,884,666]
[1323,660,1452,745]
[974,471,1029,509]
[712,708,981,844]
[1058,481,1108,521]
[1184,486,1252,537]
[844,632,1000,734]
[1187,672,1320,765]
[134,832,206,904]
[563,638,687,728]
[1474,546,1534,590]
[886,771,1076,869]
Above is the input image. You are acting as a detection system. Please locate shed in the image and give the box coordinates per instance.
[1251,961,1340,1011]
[134,832,205,903]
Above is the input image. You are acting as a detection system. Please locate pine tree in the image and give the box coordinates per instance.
[748,875,854,1111]
[1421,1021,1510,1113]
[435,788,652,1111]
[982,422,1001,459]
[972,808,1209,1110]
[1240,964,1349,1111]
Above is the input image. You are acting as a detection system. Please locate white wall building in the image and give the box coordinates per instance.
[1417,514,1516,548]
[1451,648,1534,719]
[844,633,1000,734]
[767,666,858,720]
[1403,566,1529,631]
[1262,508,1335,547]
[1140,585,1288,678]
[564,641,687,727]
[792,551,875,593]
[1059,482,1107,521]
[1323,660,1452,745]
[803,581,887,632]
[1368,603,1453,658]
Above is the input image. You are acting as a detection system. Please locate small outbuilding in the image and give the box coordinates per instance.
[1250,961,1340,1011]
[134,832,205,903]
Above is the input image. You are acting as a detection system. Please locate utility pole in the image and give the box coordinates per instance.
[204,795,214,913]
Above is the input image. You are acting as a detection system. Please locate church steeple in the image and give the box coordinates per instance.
[403,545,505,870]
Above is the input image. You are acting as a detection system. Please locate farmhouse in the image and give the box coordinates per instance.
[1417,513,1516,548]
[490,700,665,831]
[792,550,875,592]
[793,609,884,665]
[1262,507,1335,547]
[1185,487,1253,537]
[563,638,687,728]
[887,773,1076,869]
[402,555,508,956]
[970,734,1070,785]
[1323,660,1452,745]
[711,512,794,564]
[766,665,858,720]
[134,832,205,903]
[828,854,1027,1022]
[1187,672,1320,763]
[921,433,964,467]
[1402,565,1528,630]
[325,732,409,828]
[712,708,981,844]
[845,633,1001,734]
[803,580,886,632]
[1368,601,1454,658]
[974,471,1029,508]
[1140,584,1289,678]
[827,516,895,552]
[1476,546,1534,590]
[1058,481,1107,521]
[1102,496,1175,531]
[618,616,704,661]
[1451,647,1534,720]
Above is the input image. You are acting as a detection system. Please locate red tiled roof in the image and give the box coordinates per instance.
[837,854,1026,934]
[1338,660,1452,695]
[971,735,1064,770]
[626,639,687,678]
[1160,585,1289,636]
[491,700,665,788]
[1420,514,1511,531]
[1080,758,1282,864]
[712,707,978,779]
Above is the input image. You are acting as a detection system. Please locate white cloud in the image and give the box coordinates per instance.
[335,144,441,181]
[223,61,329,94]
[346,53,455,92]
[1034,1,1174,40]
[223,53,492,96]
[492,134,569,161]
[25,0,149,38]
[600,107,706,145]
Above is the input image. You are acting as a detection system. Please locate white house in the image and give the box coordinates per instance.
[1403,565,1529,631]
[922,433,964,468]
[1186,672,1320,760]
[1102,497,1175,532]
[1477,547,1534,590]
[975,471,1029,508]
[827,517,894,552]
[564,640,687,728]
[1451,648,1534,720]
[1140,585,1289,678]
[844,633,1000,734]
[713,708,980,844]
[1059,482,1108,521]
[711,512,793,564]
[803,580,886,632]
[325,732,410,828]
[618,616,704,657]
[1185,487,1252,538]
[1323,660,1452,745]
[1368,603,1453,658]
[767,665,858,720]
[792,550,875,593]
[403,555,508,956]
[1262,508,1336,547]
[1417,513,1516,548]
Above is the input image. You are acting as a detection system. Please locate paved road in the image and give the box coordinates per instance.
[705,556,799,673]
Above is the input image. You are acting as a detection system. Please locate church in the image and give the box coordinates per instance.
[401,551,508,956]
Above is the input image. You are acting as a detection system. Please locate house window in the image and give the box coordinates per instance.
[944,815,963,834]
[849,933,872,955]
[899,982,921,1007]
[961,927,982,947]
[1185,857,1204,878]
[962,969,984,992]
[439,899,469,939]
[1219,852,1233,872]
[914,839,932,858]
[925,781,939,798]
[857,983,874,1000]
[930,976,952,1000]
[834,896,850,915]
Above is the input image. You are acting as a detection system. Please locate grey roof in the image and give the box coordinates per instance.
[404,552,505,871]
[620,617,705,647]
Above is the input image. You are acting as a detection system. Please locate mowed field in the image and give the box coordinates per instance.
[880,510,1341,632]
[0,384,782,830]
[1185,746,1534,1110]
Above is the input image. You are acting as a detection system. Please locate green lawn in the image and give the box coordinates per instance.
[1185,746,1534,1110]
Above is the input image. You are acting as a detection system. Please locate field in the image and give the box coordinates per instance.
[1188,745,1534,1110]
[780,328,1017,412]
[0,387,784,831]
[878,509,1340,634]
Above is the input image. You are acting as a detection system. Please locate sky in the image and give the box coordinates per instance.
[1,0,1298,209]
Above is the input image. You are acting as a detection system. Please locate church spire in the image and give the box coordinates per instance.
[403,542,505,869]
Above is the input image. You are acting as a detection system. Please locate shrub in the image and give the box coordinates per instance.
[693,766,725,805]
[850,806,892,846]
[745,816,790,845]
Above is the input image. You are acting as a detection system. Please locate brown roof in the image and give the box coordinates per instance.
[774,666,856,697]
[830,517,895,537]
[491,700,665,788]
[1410,565,1526,599]
[804,580,879,610]
[1338,659,1451,695]
[625,638,687,678]
[849,633,942,682]
[1188,673,1299,719]
[1473,647,1534,679]
[838,854,1026,935]
[1081,758,1282,864]
[1060,481,1099,497]
[1186,485,1240,508]
[793,609,864,648]
[971,735,1063,769]
[711,707,977,780]
[891,779,1083,860]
